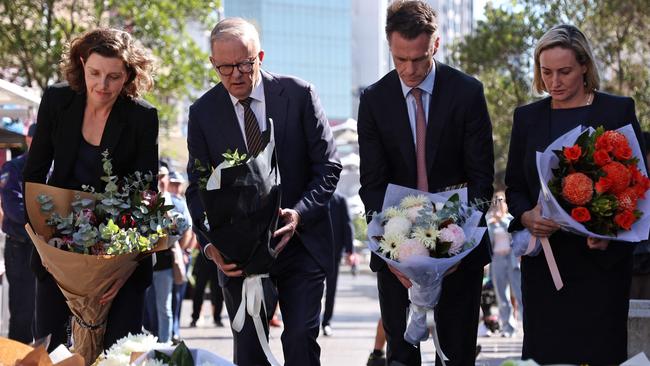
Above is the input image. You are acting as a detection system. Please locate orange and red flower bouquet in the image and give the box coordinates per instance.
[513,124,650,290]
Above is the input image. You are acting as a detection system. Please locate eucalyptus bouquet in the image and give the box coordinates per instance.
[36,151,175,255]
[368,184,487,366]
[24,152,173,366]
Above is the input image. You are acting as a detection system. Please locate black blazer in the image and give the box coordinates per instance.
[329,192,354,256]
[505,91,645,267]
[24,82,159,281]
[185,71,341,275]
[358,62,495,271]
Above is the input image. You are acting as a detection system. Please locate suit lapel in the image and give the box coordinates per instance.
[100,96,126,156]
[58,93,85,179]
[387,72,417,179]
[261,71,289,151]
[425,62,449,173]
[215,85,247,159]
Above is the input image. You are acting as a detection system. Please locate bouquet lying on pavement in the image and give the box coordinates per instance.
[94,333,235,366]
[368,184,487,365]
[513,124,650,290]
[25,152,172,366]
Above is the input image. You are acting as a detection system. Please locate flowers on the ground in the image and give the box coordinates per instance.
[548,126,650,236]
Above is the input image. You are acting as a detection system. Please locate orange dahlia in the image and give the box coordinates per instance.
[602,161,632,194]
[562,173,594,205]
[616,187,638,211]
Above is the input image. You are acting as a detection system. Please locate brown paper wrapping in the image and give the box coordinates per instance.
[24,183,167,366]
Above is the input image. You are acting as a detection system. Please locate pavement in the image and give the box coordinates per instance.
[179,267,522,366]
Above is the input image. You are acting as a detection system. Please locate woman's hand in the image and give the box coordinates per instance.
[99,276,128,305]
[521,204,560,238]
[587,237,609,250]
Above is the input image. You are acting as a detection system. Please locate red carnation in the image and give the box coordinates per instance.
[593,149,612,166]
[563,144,582,163]
[601,161,631,194]
[595,177,612,194]
[614,210,636,230]
[613,144,633,160]
[562,173,594,205]
[571,207,591,223]
[616,188,638,211]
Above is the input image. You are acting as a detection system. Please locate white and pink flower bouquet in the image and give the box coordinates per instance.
[367,184,486,364]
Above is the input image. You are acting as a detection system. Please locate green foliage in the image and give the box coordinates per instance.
[352,214,368,242]
[450,0,650,187]
[153,341,194,366]
[0,0,221,127]
[222,148,248,166]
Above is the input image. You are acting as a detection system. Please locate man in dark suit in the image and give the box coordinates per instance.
[321,192,355,336]
[185,17,341,366]
[357,1,494,365]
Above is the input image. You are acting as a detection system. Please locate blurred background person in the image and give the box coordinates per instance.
[0,123,37,343]
[486,192,522,337]
[505,24,642,363]
[321,192,356,336]
[189,247,224,328]
[168,170,194,343]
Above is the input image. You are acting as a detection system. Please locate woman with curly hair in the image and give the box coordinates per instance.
[24,28,159,351]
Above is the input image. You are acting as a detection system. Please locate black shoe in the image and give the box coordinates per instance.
[189,320,197,328]
[214,319,224,327]
[367,350,386,366]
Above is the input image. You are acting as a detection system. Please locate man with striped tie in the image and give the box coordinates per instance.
[186,17,341,366]
[357,1,494,365]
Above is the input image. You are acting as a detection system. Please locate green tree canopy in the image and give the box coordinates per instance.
[0,0,220,127]
[451,0,650,187]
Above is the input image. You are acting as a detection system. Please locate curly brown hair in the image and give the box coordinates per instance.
[61,28,155,98]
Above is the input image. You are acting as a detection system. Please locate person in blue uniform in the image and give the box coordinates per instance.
[0,123,38,343]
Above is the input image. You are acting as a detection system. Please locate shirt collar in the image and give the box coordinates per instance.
[400,61,436,98]
[228,71,265,107]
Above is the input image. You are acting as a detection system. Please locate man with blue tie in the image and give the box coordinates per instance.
[357,1,494,365]
[185,17,341,366]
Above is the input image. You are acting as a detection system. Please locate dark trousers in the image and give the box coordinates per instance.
[322,253,342,326]
[34,266,147,351]
[192,254,223,322]
[377,265,483,366]
[222,240,325,366]
[4,237,36,343]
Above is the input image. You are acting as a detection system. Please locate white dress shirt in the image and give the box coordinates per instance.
[227,72,267,150]
[399,65,436,145]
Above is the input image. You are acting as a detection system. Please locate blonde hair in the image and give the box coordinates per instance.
[532,24,600,94]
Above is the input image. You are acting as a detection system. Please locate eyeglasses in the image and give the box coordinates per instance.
[214,56,257,76]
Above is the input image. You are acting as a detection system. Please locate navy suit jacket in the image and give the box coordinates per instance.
[358,62,495,271]
[186,70,341,275]
[328,192,354,257]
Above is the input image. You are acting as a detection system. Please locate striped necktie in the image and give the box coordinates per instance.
[239,97,264,157]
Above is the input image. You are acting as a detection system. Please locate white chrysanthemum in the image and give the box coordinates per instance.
[96,354,131,366]
[384,216,411,237]
[380,232,406,260]
[97,333,163,366]
[396,238,430,261]
[383,207,408,220]
[411,224,439,250]
[400,194,429,209]
[405,205,426,222]
[141,360,169,366]
[439,224,466,255]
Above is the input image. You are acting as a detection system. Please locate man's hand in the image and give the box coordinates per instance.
[521,204,560,238]
[587,237,609,251]
[205,245,243,277]
[273,208,300,254]
[388,264,412,289]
